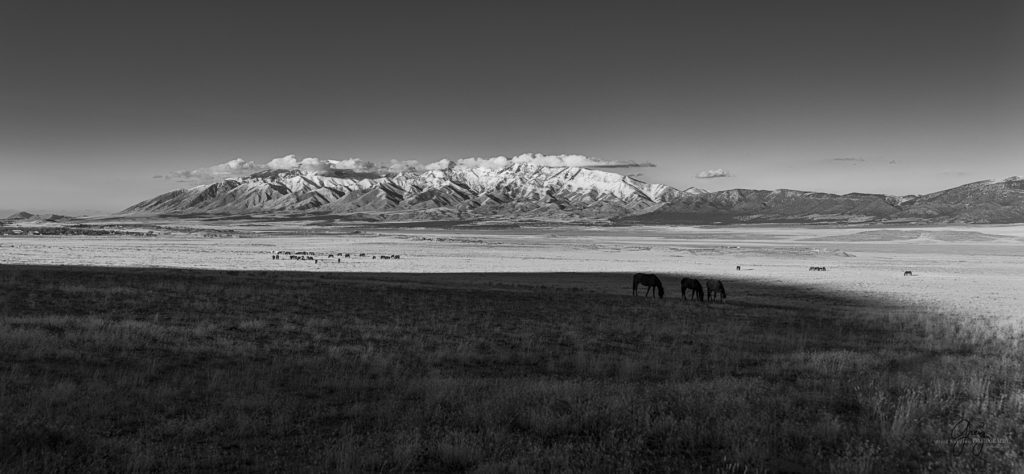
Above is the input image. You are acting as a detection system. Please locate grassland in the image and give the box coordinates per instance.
[1,264,1022,472]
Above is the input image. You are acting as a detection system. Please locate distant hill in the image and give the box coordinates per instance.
[619,177,1024,225]
[119,167,1024,224]
[3,212,74,223]
[6,211,36,220]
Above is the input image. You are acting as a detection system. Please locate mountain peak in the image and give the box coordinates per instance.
[120,167,1024,224]
[121,164,680,220]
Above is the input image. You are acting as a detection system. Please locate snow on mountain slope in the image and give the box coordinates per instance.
[121,164,686,220]
[121,166,1024,224]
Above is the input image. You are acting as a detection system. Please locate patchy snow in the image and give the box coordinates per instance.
[122,164,682,217]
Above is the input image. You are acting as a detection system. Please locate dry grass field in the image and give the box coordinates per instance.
[2,225,1023,471]
[1,260,1023,472]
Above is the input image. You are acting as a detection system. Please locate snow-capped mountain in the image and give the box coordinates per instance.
[121,164,698,221]
[120,167,1024,224]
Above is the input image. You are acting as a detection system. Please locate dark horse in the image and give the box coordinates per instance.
[680,278,704,302]
[633,273,664,298]
[706,279,727,303]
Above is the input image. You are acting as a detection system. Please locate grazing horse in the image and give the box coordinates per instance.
[706,280,727,303]
[680,278,704,302]
[904,270,913,276]
[632,273,664,299]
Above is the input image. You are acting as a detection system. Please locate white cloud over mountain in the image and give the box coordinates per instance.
[266,156,336,174]
[696,168,732,179]
[158,158,262,181]
[158,153,655,182]
[443,153,654,170]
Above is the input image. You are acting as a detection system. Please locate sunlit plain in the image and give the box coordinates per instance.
[4,225,1023,325]
[3,224,1024,471]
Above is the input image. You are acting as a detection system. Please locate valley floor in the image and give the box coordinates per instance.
[1,225,1023,471]
[3,224,1024,325]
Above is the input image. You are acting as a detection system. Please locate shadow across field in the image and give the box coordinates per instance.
[1,265,1021,472]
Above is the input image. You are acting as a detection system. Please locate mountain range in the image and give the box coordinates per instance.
[117,165,1024,225]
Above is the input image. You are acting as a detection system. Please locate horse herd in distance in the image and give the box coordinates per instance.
[633,265,918,302]
[270,250,401,264]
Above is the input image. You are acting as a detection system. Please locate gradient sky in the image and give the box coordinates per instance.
[1,1,1022,214]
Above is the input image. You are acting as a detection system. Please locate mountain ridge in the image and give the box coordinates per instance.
[122,164,697,221]
[621,176,1024,225]
[118,167,1024,225]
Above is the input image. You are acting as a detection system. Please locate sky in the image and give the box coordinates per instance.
[1,0,1022,215]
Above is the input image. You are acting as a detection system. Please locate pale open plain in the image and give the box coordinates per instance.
[3,224,1023,326]
[4,224,1024,471]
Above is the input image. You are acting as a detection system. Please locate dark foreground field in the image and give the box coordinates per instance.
[1,265,1021,472]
